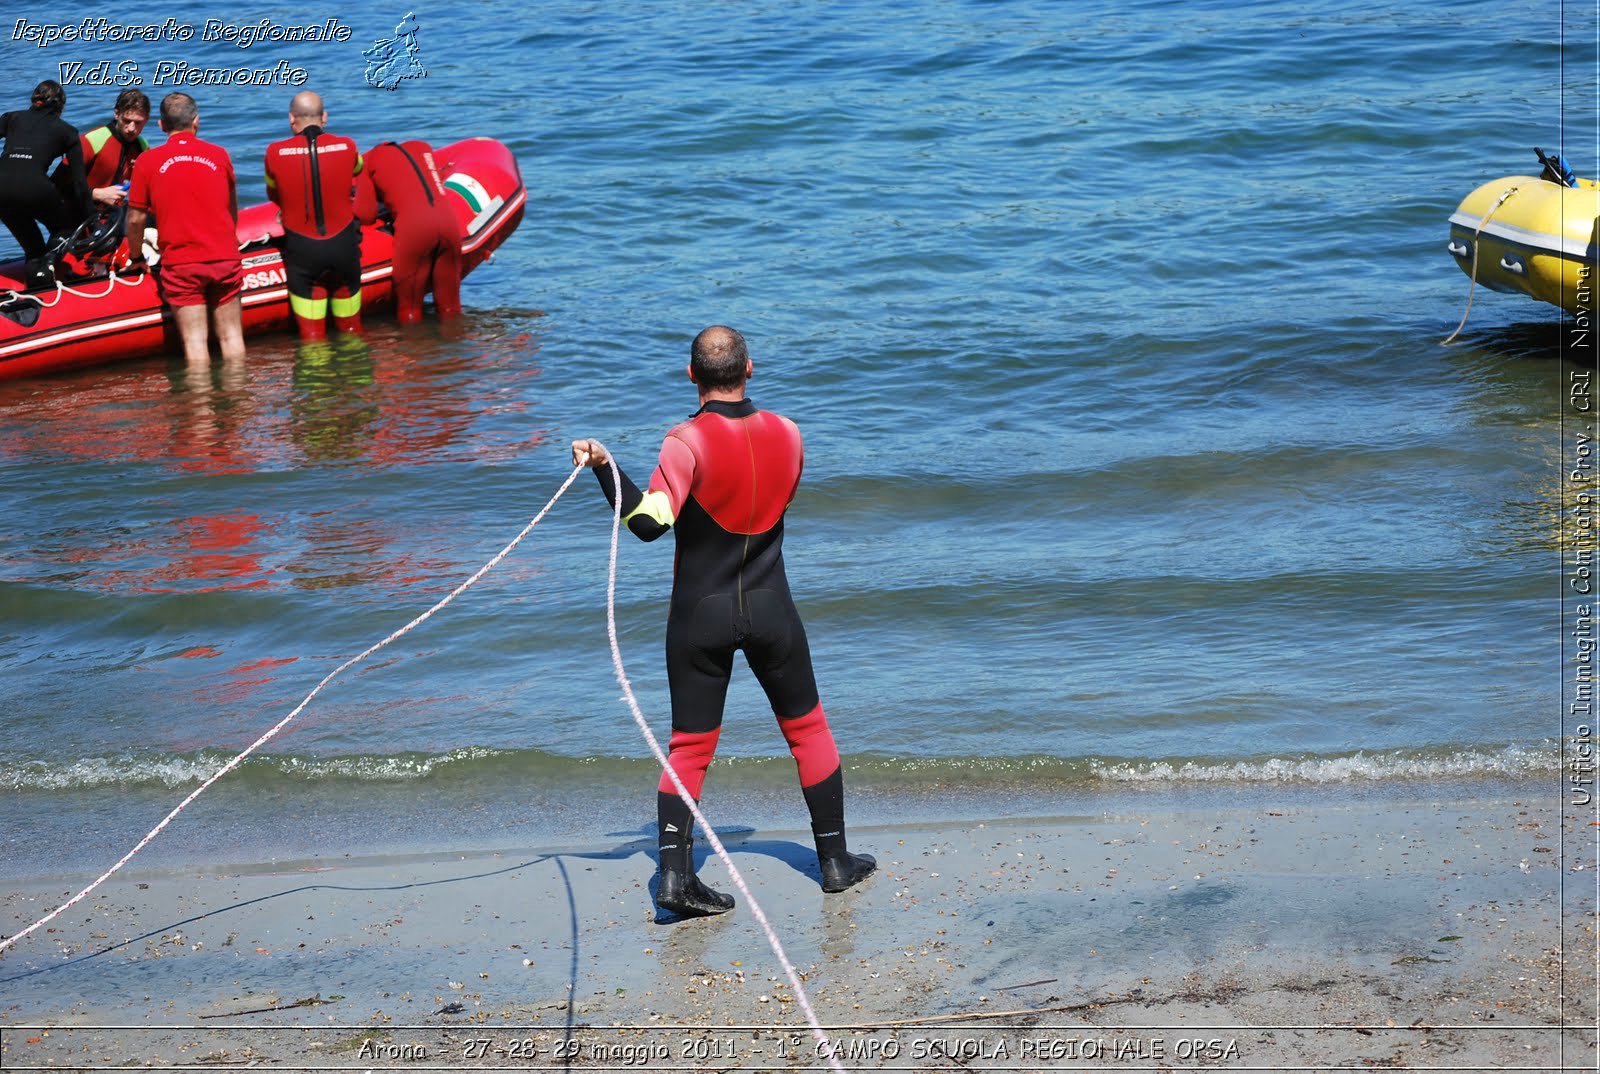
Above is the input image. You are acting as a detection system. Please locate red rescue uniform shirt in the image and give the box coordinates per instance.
[264,129,362,238]
[127,131,239,267]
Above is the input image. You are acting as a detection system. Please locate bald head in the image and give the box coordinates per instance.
[288,91,326,133]
[159,92,198,133]
[689,325,750,391]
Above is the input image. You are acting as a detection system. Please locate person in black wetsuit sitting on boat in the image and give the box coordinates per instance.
[0,80,89,288]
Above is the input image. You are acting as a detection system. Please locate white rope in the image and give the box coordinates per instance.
[1,226,314,312]
[0,465,585,956]
[1,267,144,311]
[4,453,853,1071]
[1442,184,1519,346]
[54,270,146,301]
[590,446,848,1073]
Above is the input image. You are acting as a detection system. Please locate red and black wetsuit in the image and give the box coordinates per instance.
[65,123,147,192]
[0,108,87,262]
[264,126,363,337]
[595,397,850,862]
[355,140,463,324]
[51,123,147,255]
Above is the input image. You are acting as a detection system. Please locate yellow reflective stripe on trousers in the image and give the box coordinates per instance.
[330,290,362,318]
[624,489,675,528]
[289,291,327,320]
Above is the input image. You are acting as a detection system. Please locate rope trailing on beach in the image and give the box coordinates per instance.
[0,464,586,956]
[4,451,854,1071]
[1441,184,1519,346]
[589,446,848,1074]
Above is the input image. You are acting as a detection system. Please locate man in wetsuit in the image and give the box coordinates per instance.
[0,80,89,287]
[62,88,150,210]
[571,326,875,917]
[124,93,245,369]
[264,91,364,339]
[354,139,463,324]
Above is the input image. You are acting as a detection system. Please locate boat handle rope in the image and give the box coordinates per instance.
[0,267,144,310]
[0,449,849,1072]
[0,231,275,311]
[1441,184,1519,346]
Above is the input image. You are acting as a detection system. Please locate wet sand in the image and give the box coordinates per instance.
[1,783,1594,1071]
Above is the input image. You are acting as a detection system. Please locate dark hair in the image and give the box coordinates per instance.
[114,89,151,117]
[690,325,749,390]
[30,80,65,115]
[160,92,198,131]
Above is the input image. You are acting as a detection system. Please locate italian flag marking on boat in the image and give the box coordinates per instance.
[444,173,503,236]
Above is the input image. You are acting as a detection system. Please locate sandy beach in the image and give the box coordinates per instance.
[1,780,1593,1071]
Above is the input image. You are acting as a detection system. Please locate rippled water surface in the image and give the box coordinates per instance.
[0,0,1589,874]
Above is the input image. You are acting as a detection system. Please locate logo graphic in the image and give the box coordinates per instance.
[363,12,426,90]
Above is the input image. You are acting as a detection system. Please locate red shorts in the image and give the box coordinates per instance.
[157,259,243,309]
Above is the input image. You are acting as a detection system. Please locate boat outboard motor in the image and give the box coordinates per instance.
[1534,147,1578,188]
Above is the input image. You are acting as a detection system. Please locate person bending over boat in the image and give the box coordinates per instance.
[59,89,150,211]
[264,91,365,340]
[354,139,464,325]
[125,93,245,369]
[570,326,876,918]
[0,80,89,288]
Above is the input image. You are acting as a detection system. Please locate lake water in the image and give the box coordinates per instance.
[0,0,1589,879]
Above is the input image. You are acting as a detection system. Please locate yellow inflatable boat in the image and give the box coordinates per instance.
[1447,150,1599,313]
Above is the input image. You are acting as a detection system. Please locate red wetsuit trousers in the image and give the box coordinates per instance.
[392,201,461,324]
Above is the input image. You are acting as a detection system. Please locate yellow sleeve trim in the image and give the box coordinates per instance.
[624,489,675,529]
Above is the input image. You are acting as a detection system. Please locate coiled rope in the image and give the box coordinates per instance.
[1441,184,1519,346]
[0,449,849,1070]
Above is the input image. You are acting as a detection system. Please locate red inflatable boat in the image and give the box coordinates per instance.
[0,137,525,380]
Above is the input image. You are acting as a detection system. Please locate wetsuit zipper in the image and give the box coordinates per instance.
[739,419,757,623]
[114,136,137,184]
[304,128,325,235]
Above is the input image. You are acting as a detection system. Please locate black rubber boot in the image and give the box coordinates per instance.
[23,256,54,292]
[656,835,734,918]
[801,767,876,893]
[819,850,876,894]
